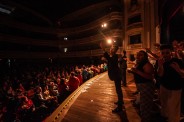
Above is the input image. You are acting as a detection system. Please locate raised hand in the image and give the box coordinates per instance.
[145,48,159,59]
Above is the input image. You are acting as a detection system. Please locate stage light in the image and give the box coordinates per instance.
[101,23,107,28]
[64,48,67,52]
[64,37,68,40]
[107,39,112,44]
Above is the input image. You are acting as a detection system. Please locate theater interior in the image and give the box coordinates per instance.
[0,0,183,62]
[0,0,184,121]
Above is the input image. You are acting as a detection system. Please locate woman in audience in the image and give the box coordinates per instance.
[128,50,155,122]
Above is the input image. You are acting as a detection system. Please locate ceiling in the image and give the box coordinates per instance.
[0,0,123,58]
[0,0,122,27]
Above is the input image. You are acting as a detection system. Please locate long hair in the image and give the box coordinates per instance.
[139,50,149,62]
[136,50,149,70]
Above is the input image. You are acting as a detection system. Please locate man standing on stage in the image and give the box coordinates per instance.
[100,42,124,113]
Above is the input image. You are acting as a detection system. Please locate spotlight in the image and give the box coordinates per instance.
[107,39,112,44]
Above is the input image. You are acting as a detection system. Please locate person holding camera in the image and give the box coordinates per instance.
[100,42,124,113]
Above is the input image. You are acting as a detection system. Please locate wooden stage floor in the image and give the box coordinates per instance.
[60,72,141,122]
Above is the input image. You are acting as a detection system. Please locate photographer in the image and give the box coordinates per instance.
[100,42,124,113]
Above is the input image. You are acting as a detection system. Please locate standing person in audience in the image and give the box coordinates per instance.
[172,40,184,61]
[178,41,184,60]
[119,50,128,87]
[157,44,184,122]
[172,40,180,58]
[100,42,124,113]
[172,40,184,117]
[128,50,155,122]
[178,41,184,117]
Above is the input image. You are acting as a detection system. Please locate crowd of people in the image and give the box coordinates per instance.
[0,62,107,122]
[0,40,183,122]
[128,40,184,122]
[100,40,184,122]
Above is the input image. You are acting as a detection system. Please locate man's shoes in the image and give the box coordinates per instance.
[112,107,122,113]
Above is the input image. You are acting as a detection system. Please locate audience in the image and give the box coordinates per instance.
[128,41,184,122]
[0,61,107,121]
[1,41,182,122]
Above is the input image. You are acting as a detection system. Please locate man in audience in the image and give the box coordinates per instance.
[157,44,184,122]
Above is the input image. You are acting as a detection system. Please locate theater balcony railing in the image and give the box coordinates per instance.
[0,47,123,58]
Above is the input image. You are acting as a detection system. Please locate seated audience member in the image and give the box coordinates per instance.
[67,72,80,93]
[42,85,58,108]
[17,96,35,121]
[58,78,69,102]
[33,86,48,109]
[82,66,89,82]
[49,82,59,97]
[76,70,83,86]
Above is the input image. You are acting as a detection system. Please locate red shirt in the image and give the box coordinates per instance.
[68,76,80,92]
